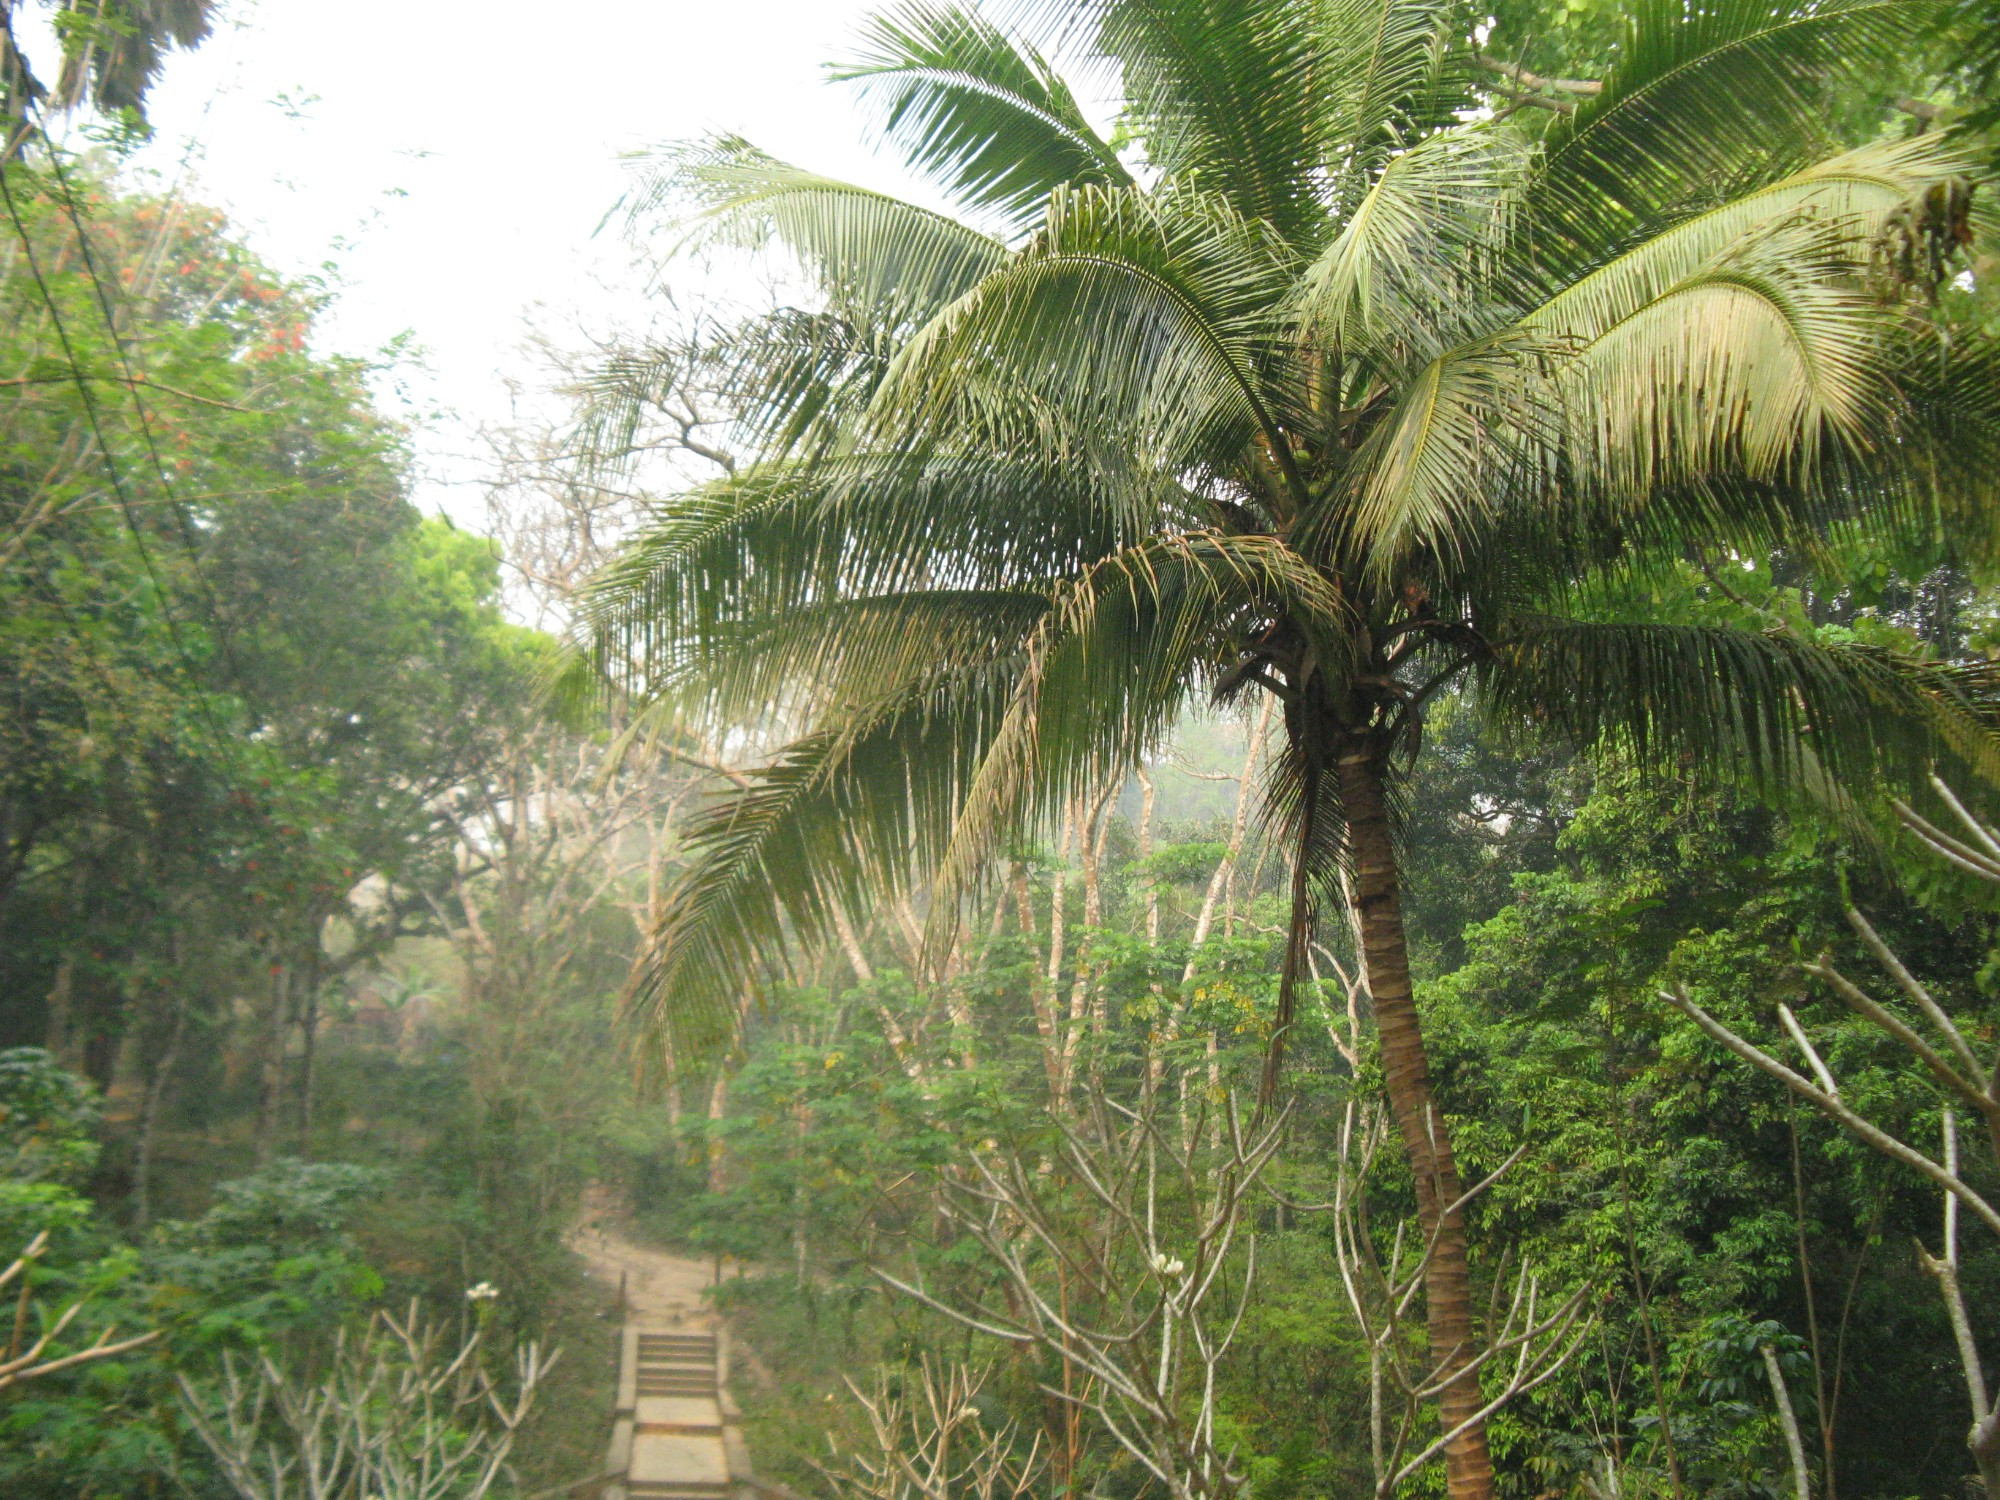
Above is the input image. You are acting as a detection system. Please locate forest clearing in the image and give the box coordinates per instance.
[4,0,2000,1496]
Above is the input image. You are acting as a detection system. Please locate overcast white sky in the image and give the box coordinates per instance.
[114,0,943,520]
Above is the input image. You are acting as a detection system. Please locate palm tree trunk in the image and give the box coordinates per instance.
[1335,744,1494,1500]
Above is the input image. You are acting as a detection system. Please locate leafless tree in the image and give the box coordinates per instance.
[880,1090,1285,1500]
[180,1301,553,1500]
[815,1357,1046,1500]
[1303,1102,1592,1497]
[1664,776,2000,1495]
[480,306,742,632]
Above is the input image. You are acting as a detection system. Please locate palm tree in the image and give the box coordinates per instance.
[2,0,216,154]
[582,0,2000,1491]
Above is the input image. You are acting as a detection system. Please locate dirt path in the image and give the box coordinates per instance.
[570,1222,735,1331]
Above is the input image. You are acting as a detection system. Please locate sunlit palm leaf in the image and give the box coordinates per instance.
[1324,329,1559,580]
[1556,219,1888,497]
[1524,0,1940,274]
[1295,123,1529,359]
[834,0,1131,231]
[872,183,1305,493]
[629,136,1009,327]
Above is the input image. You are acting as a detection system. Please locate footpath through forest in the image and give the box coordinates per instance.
[572,1221,754,1500]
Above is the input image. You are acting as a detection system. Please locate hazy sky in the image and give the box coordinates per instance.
[121,0,943,518]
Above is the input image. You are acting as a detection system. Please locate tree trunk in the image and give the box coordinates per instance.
[1761,1343,1811,1500]
[1336,745,1494,1500]
[255,962,290,1166]
[1012,861,1066,1102]
[295,948,322,1157]
[132,989,189,1227]
[44,956,75,1067]
[706,1064,730,1195]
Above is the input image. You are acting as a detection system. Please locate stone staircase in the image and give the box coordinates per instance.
[636,1331,720,1400]
[603,1322,753,1500]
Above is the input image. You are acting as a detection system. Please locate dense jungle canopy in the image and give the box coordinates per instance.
[3,0,2000,1497]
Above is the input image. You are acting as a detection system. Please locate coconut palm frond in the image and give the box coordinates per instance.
[928,530,1351,933]
[834,0,1131,231]
[871,183,1306,498]
[1555,214,1898,504]
[1482,616,2000,794]
[1296,123,1530,359]
[630,135,1010,327]
[577,452,1163,711]
[1318,330,1560,582]
[1526,0,1939,271]
[1317,0,1465,192]
[625,663,1019,1062]
[1525,134,1973,332]
[1096,0,1337,244]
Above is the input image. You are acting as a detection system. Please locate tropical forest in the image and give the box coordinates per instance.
[4,0,2000,1496]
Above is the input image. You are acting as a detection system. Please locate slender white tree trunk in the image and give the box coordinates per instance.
[1761,1344,1811,1500]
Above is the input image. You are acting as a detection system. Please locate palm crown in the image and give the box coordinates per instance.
[582,0,1999,1490]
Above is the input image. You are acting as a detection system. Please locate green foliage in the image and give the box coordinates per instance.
[0,1046,101,1184]
[0,1153,388,1498]
[1408,766,1999,1494]
[0,153,613,1498]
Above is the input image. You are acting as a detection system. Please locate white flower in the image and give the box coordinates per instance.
[465,1281,500,1303]
[1148,1253,1185,1278]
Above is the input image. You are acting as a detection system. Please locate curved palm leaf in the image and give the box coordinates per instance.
[1523,0,1941,273]
[1094,0,1337,244]
[929,530,1351,918]
[1556,222,1889,502]
[1526,135,1972,338]
[1295,122,1530,359]
[631,136,1009,327]
[872,183,1307,497]
[578,452,1172,708]
[1318,328,1560,582]
[834,0,1132,231]
[1480,616,2000,793]
[626,660,1020,1062]
[1316,0,1463,197]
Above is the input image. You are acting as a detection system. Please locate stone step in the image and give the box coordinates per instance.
[628,1431,730,1491]
[635,1396,723,1431]
[637,1334,715,1351]
[626,1485,733,1500]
